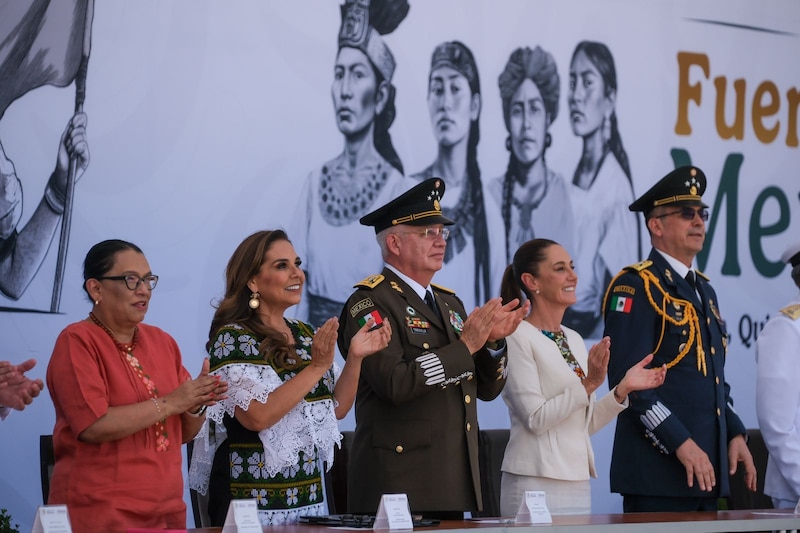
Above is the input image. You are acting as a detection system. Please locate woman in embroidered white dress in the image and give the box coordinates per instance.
[564,41,640,339]
[290,0,409,326]
[498,238,665,516]
[189,230,391,525]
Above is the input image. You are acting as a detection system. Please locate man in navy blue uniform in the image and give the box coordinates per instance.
[602,165,756,512]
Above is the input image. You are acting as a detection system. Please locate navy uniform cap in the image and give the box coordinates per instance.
[781,241,800,267]
[629,165,708,216]
[360,177,455,234]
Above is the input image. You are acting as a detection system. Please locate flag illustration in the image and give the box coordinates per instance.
[611,295,633,313]
[0,0,93,118]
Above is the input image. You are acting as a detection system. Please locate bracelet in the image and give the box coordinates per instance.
[150,397,165,421]
[187,404,207,417]
[44,172,66,215]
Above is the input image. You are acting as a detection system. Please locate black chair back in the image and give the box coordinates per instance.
[39,434,54,504]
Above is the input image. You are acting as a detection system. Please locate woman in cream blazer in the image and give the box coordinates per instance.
[498,239,665,516]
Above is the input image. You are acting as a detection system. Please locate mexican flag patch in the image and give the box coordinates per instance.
[358,310,383,328]
[610,295,633,313]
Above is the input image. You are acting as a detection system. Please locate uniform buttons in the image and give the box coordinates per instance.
[715,377,720,385]
[682,330,687,336]
[711,347,716,355]
[707,317,711,326]
[466,423,471,432]
[423,343,430,349]
[467,375,474,381]
[679,343,686,352]
[395,445,404,454]
[464,395,472,404]
[716,408,721,416]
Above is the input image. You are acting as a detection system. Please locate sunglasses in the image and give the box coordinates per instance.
[654,207,709,222]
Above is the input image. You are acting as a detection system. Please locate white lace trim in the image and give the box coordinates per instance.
[188,360,342,495]
[257,501,326,525]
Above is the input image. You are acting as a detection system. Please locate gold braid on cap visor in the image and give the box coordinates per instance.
[391,210,442,226]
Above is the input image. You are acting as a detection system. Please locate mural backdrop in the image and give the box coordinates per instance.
[1,1,798,529]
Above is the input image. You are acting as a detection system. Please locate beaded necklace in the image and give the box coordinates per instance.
[88,312,169,451]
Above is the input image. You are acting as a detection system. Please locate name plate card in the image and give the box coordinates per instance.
[31,505,72,533]
[515,490,552,524]
[374,493,413,530]
[222,499,262,533]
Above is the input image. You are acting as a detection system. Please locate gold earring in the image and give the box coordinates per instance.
[249,292,260,309]
[94,300,100,305]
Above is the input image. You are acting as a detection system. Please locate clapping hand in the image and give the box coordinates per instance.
[0,358,44,411]
[347,316,392,360]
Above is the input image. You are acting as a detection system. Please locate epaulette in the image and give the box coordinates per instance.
[624,260,653,272]
[353,274,384,289]
[431,282,455,295]
[780,304,800,320]
[696,269,710,281]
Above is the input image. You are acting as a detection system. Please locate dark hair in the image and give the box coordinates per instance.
[428,41,490,305]
[498,46,560,132]
[571,41,631,182]
[500,238,558,306]
[207,230,298,370]
[82,239,143,298]
[792,264,800,289]
[498,46,559,262]
[371,65,403,174]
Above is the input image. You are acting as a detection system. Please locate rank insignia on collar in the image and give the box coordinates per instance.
[665,269,673,283]
[390,281,403,293]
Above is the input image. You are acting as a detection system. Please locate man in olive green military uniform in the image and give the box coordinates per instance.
[337,178,527,518]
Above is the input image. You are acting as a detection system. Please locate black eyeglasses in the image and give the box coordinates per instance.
[399,227,451,240]
[654,207,709,222]
[96,274,159,291]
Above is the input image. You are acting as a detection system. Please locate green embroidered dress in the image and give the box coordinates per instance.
[189,320,340,525]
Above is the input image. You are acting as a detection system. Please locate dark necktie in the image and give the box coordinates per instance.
[425,290,438,315]
[685,270,696,289]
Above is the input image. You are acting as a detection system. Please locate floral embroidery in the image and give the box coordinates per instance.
[214,331,236,357]
[239,334,258,356]
[323,372,334,392]
[541,329,586,380]
[286,487,299,505]
[302,450,317,475]
[248,450,268,479]
[309,483,318,501]
[230,451,244,478]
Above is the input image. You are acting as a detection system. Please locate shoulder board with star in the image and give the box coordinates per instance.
[624,260,653,272]
[780,304,800,320]
[354,274,385,289]
[696,269,710,281]
[431,282,455,295]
